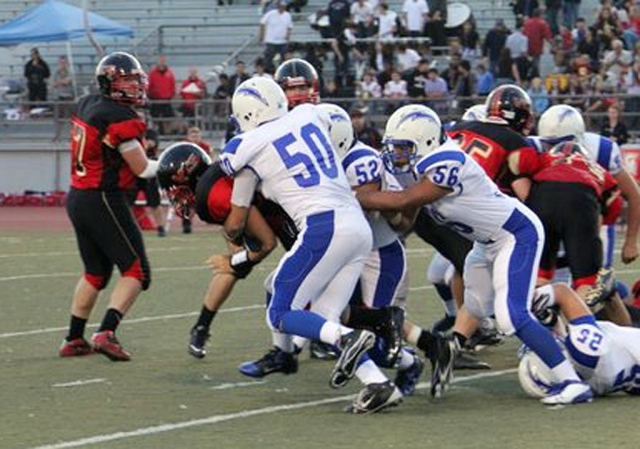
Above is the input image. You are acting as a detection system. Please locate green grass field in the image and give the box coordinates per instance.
[1,227,639,449]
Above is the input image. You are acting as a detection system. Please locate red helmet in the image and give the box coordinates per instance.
[274,58,320,108]
[96,52,148,107]
[485,84,533,134]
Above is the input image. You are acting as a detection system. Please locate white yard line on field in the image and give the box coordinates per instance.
[0,265,209,282]
[0,246,211,259]
[27,369,517,449]
[0,304,264,339]
[52,378,108,388]
[211,380,267,391]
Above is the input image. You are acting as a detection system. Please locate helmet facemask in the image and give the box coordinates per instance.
[382,139,418,175]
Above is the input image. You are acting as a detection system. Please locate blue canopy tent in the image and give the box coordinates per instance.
[0,0,134,95]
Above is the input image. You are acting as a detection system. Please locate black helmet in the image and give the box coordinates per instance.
[485,84,533,134]
[548,141,589,158]
[157,142,212,219]
[274,58,320,107]
[96,51,148,106]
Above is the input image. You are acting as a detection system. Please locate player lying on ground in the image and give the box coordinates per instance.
[520,282,640,398]
[59,52,157,361]
[356,104,592,405]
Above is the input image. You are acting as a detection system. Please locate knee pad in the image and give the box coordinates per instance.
[122,258,151,291]
[84,270,112,291]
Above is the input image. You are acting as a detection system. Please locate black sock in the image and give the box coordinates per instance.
[417,330,436,357]
[195,306,217,329]
[453,331,467,349]
[67,315,87,341]
[98,308,123,333]
[344,306,388,330]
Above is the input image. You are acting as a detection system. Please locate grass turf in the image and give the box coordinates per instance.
[0,228,638,449]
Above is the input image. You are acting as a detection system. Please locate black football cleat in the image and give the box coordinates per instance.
[429,334,455,399]
[309,340,339,360]
[374,306,405,366]
[330,330,376,389]
[430,315,456,334]
[238,347,298,378]
[188,325,210,359]
[453,352,491,370]
[345,381,403,414]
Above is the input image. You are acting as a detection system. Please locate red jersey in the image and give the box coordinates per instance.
[448,121,537,190]
[70,95,146,191]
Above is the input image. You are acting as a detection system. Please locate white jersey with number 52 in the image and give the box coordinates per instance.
[219,104,360,227]
[413,140,525,243]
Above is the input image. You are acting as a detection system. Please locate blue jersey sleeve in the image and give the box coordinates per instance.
[415,150,466,189]
[219,136,251,176]
[342,148,382,187]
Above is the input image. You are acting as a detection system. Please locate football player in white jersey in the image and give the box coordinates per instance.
[219,78,402,414]
[521,282,640,398]
[357,104,593,405]
[533,105,640,268]
[317,103,426,395]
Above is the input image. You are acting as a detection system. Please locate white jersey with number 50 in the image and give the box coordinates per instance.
[413,140,525,244]
[220,104,359,227]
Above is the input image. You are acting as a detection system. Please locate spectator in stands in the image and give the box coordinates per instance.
[288,0,307,13]
[563,74,586,110]
[149,54,176,135]
[351,0,374,37]
[454,60,475,113]
[396,44,422,73]
[24,48,50,108]
[406,58,430,98]
[52,56,73,142]
[622,5,640,50]
[496,47,518,85]
[328,0,350,39]
[377,3,397,40]
[600,103,630,144]
[524,9,553,73]
[227,61,251,95]
[460,21,480,60]
[475,63,494,96]
[424,67,449,114]
[546,0,561,35]
[625,59,640,128]
[425,10,448,49]
[260,1,293,71]
[506,20,529,59]
[483,19,509,76]
[252,58,274,79]
[593,6,622,50]
[578,29,600,67]
[441,53,462,91]
[563,0,581,29]
[402,0,429,37]
[571,17,588,45]
[357,70,382,99]
[528,76,550,113]
[512,0,539,18]
[514,52,538,84]
[384,71,408,98]
[180,68,206,125]
[351,107,382,149]
[603,39,632,86]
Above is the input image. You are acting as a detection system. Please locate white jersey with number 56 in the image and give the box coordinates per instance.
[220,104,360,228]
[414,140,527,244]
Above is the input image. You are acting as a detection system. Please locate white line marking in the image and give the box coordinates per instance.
[0,246,211,260]
[0,304,264,339]
[52,378,108,388]
[0,265,209,282]
[408,285,435,292]
[211,380,267,391]
[28,369,517,449]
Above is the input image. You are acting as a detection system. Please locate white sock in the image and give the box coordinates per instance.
[355,359,388,385]
[397,348,416,370]
[292,336,308,352]
[406,326,422,346]
[550,359,580,383]
[319,321,351,346]
[272,332,294,353]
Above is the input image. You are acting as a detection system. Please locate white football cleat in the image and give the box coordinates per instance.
[541,380,593,405]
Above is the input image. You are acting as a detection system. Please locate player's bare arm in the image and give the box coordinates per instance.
[357,178,450,212]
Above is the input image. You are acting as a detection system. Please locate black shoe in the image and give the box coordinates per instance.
[465,319,505,353]
[157,226,166,237]
[430,315,456,334]
[345,381,403,414]
[188,325,210,359]
[429,334,455,399]
[309,340,339,360]
[182,219,192,234]
[373,306,405,366]
[330,330,376,389]
[238,347,298,378]
[394,352,424,396]
[453,352,491,370]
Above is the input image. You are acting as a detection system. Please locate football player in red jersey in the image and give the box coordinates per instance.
[274,58,320,108]
[60,52,159,361]
[448,84,538,197]
[511,141,631,325]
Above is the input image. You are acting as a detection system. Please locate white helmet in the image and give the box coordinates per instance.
[317,103,354,159]
[461,104,487,122]
[517,347,555,399]
[382,104,445,173]
[537,105,586,145]
[231,77,288,133]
